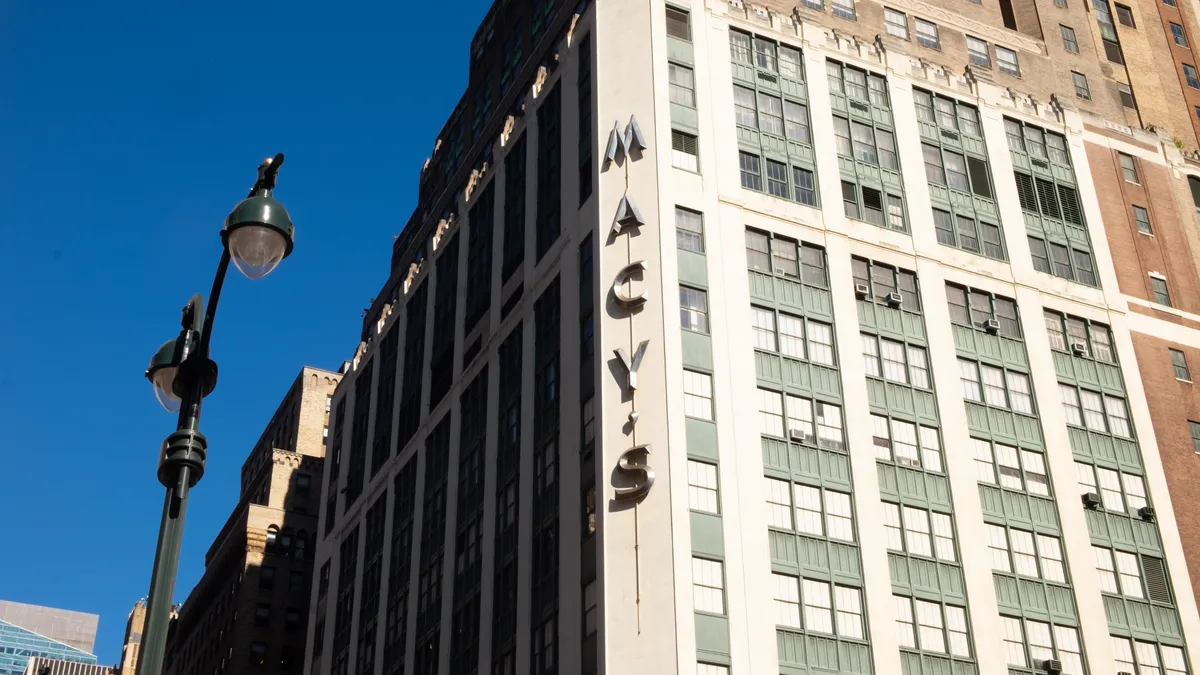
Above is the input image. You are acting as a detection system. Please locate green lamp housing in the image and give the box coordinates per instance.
[222,190,295,280]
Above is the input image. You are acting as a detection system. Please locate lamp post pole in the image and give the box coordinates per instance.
[136,155,294,675]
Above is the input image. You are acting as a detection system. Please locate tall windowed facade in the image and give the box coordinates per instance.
[309,0,1200,674]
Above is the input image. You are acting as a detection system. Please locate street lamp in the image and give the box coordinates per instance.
[135,154,294,675]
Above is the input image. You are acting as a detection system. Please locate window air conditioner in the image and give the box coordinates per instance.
[1042,659,1062,675]
[886,292,903,308]
[1139,505,1156,521]
[984,318,1001,334]
[854,283,870,299]
[1081,492,1101,509]
[1071,341,1087,356]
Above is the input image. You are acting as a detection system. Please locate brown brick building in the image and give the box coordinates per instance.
[162,366,340,675]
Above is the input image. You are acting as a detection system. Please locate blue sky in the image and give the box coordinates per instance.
[0,0,491,664]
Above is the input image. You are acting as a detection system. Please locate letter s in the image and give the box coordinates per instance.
[614,445,655,502]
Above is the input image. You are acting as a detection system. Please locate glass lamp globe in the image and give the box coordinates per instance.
[152,365,181,413]
[227,226,288,279]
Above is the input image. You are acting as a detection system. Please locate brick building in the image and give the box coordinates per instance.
[162,366,340,675]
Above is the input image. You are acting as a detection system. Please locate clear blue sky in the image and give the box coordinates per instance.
[0,0,491,665]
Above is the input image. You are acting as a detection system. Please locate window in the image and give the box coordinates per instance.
[672,130,699,171]
[766,159,789,198]
[759,93,785,137]
[803,579,833,633]
[885,8,910,38]
[1071,71,1090,99]
[250,641,267,665]
[1115,3,1135,26]
[688,460,719,513]
[1119,84,1136,108]
[1172,348,1191,381]
[972,439,1050,496]
[933,210,954,245]
[1133,205,1152,234]
[666,6,691,40]
[959,359,982,402]
[996,46,1020,75]
[783,101,811,144]
[1060,25,1079,52]
[916,19,940,48]
[752,36,777,70]
[679,286,709,333]
[779,46,803,80]
[883,503,956,561]
[872,416,942,471]
[1152,275,1172,306]
[260,566,276,590]
[1172,22,1190,46]
[842,181,859,220]
[697,665,728,675]
[1119,152,1139,183]
[255,603,271,626]
[1002,619,1082,674]
[752,307,778,351]
[1190,421,1200,453]
[894,597,970,656]
[285,608,302,631]
[734,86,757,128]
[923,144,946,185]
[772,573,802,627]
[746,230,771,271]
[832,0,857,19]
[793,167,816,206]
[730,30,752,64]
[692,557,725,614]
[739,151,762,190]
[807,321,835,365]
[676,208,704,252]
[967,36,991,67]
[683,370,713,420]
[1186,63,1200,88]
[669,63,696,107]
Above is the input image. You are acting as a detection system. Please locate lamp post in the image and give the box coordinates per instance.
[136,154,295,675]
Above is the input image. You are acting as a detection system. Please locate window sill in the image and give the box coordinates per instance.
[1137,230,1154,237]
[1177,378,1193,384]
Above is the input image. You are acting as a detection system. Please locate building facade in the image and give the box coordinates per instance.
[308,0,1200,673]
[162,366,340,675]
[21,657,116,675]
[117,600,144,675]
[0,603,98,675]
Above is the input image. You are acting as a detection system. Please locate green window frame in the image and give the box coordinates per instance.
[730,29,820,207]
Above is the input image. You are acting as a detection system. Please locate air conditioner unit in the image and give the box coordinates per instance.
[1082,492,1101,509]
[854,283,870,299]
[1071,341,1087,356]
[1119,671,1134,675]
[789,428,808,443]
[1139,505,1156,521]
[1042,659,1063,675]
[984,318,1001,334]
[887,292,904,308]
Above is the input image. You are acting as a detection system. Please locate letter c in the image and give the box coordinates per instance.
[613,261,649,310]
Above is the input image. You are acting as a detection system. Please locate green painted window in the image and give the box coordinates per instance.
[731,29,819,207]
[1006,117,1098,287]
[827,59,907,231]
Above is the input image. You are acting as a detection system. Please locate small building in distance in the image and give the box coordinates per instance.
[0,601,99,675]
